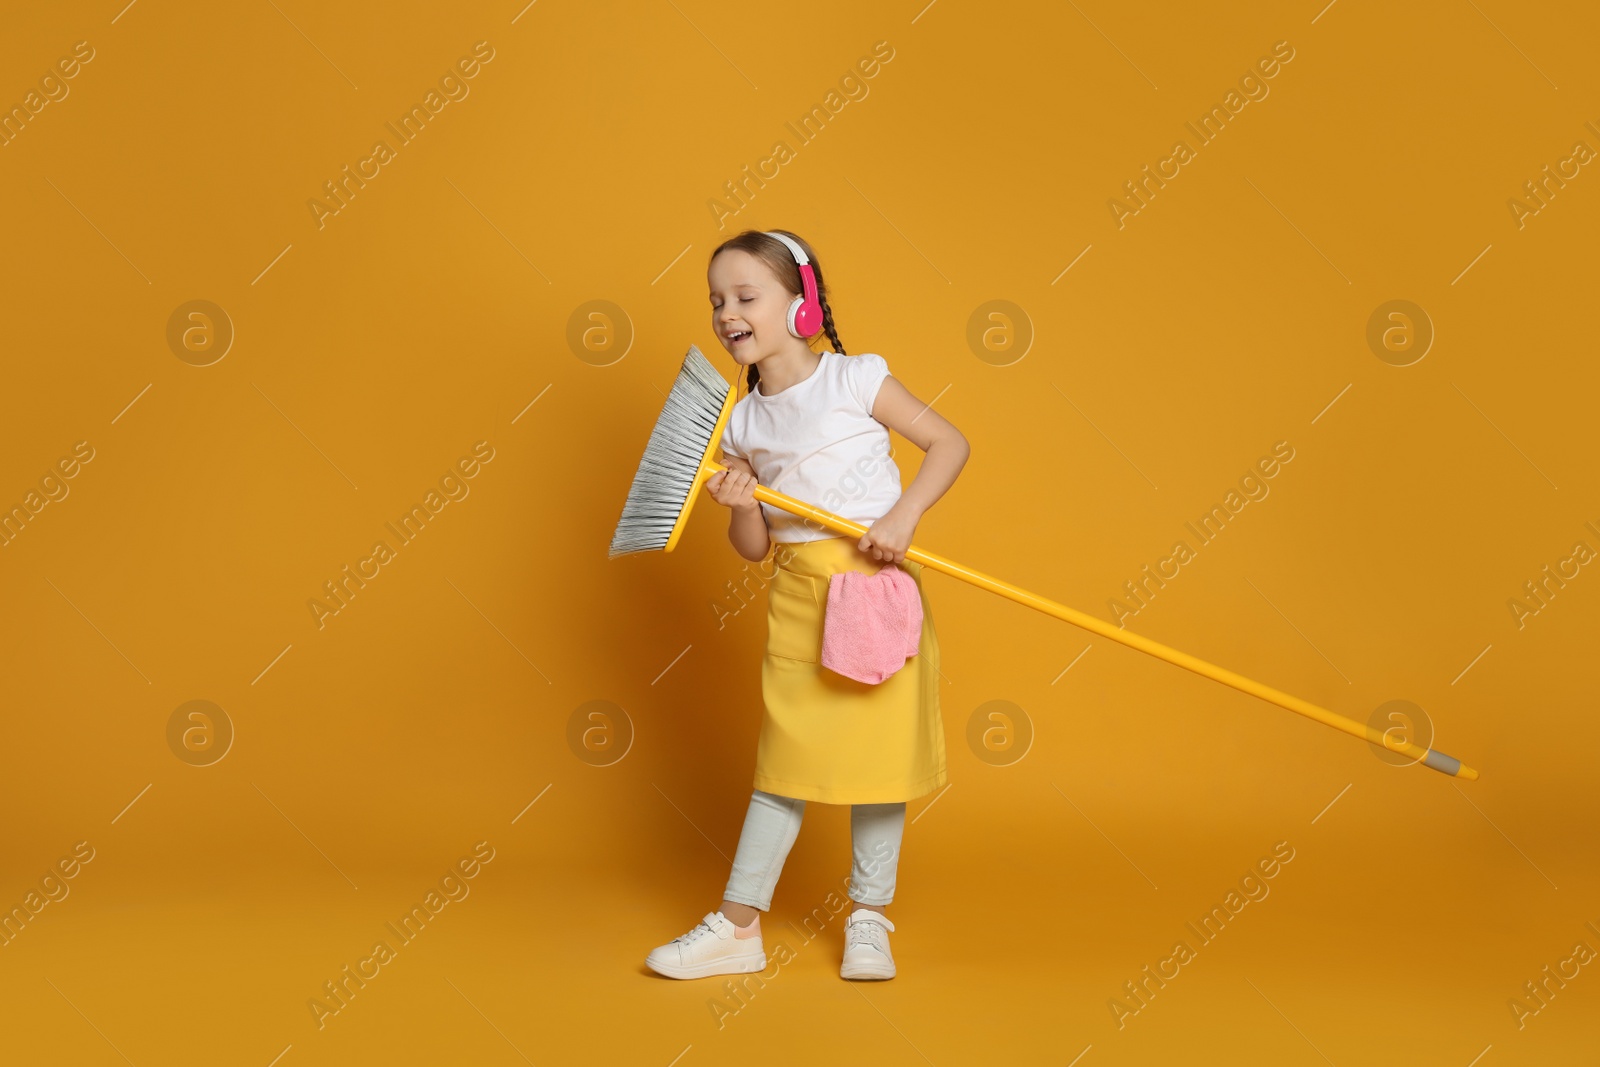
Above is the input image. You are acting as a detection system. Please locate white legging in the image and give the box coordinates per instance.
[722,788,906,911]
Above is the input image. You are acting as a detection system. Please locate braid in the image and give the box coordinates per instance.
[819,292,846,355]
[745,362,760,396]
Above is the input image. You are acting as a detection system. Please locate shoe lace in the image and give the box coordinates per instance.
[676,920,716,945]
[846,917,887,951]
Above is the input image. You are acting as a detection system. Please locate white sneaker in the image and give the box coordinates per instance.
[840,909,896,980]
[645,910,767,979]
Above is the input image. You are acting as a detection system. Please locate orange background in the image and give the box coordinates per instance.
[1,1,1596,1063]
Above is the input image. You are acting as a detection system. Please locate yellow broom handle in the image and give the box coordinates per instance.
[706,461,1479,781]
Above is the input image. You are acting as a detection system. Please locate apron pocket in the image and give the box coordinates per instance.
[765,573,822,663]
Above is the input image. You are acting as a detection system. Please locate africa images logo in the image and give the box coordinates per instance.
[307,41,496,230]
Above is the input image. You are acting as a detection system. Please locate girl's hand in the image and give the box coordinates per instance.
[859,503,920,565]
[708,468,759,511]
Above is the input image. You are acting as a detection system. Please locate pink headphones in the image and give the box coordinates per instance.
[764,230,824,339]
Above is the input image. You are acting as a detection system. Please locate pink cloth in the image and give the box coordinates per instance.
[820,563,923,684]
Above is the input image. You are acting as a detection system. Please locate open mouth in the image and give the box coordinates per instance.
[727,330,752,346]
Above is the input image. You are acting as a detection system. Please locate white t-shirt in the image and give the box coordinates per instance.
[719,350,904,544]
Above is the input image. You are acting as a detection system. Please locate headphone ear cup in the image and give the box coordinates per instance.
[793,297,822,339]
[791,262,824,339]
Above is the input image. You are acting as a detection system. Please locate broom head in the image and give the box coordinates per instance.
[608,344,737,558]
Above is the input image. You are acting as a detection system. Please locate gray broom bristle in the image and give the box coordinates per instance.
[608,345,731,558]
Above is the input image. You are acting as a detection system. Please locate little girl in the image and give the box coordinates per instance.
[645,229,970,982]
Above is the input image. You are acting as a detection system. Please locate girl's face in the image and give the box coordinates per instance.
[707,249,804,369]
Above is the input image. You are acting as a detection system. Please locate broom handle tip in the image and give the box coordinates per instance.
[1424,748,1479,780]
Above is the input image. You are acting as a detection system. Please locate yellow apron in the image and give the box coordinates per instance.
[753,535,949,805]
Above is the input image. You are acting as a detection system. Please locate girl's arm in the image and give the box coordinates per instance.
[709,454,772,562]
[858,377,970,564]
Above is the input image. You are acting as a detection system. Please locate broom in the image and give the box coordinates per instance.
[609,345,1480,780]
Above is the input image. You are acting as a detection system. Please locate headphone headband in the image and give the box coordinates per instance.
[764,230,811,266]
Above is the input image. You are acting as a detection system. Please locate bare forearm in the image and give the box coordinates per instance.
[896,434,970,518]
[728,503,772,561]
